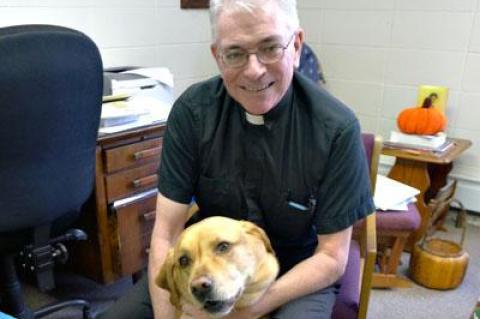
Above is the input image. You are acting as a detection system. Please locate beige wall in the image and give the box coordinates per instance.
[1,0,479,210]
[0,0,215,98]
[298,0,480,211]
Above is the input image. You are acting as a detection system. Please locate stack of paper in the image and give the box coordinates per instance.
[374,175,420,211]
[99,96,171,134]
[100,100,149,128]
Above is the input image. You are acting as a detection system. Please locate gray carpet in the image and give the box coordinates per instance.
[16,211,480,318]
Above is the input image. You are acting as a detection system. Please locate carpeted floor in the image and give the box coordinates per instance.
[471,299,480,319]
[368,212,480,319]
[13,211,480,319]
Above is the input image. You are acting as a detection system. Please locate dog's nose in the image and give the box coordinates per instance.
[191,276,213,301]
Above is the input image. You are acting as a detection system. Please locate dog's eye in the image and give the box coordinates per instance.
[215,241,231,254]
[178,255,190,267]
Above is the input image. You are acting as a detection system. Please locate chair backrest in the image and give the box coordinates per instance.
[428,179,457,219]
[0,25,103,232]
[361,133,382,194]
[423,179,458,241]
[357,133,381,319]
[333,133,380,319]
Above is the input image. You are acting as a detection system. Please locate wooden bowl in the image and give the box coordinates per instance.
[409,238,469,289]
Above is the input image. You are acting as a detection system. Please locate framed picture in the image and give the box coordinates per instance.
[181,0,209,8]
[416,85,449,114]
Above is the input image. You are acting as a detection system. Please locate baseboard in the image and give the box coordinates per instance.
[378,160,480,214]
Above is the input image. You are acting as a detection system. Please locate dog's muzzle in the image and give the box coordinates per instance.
[191,276,214,302]
[203,298,235,314]
[190,276,239,315]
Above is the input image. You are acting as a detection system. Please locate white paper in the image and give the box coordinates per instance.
[374,175,420,211]
[122,67,174,88]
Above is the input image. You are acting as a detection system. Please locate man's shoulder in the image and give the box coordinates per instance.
[168,75,226,124]
[293,72,357,128]
[179,75,224,106]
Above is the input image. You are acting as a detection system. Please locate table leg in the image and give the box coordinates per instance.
[387,158,431,250]
[426,163,453,203]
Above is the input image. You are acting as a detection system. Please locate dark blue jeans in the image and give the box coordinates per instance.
[97,275,337,319]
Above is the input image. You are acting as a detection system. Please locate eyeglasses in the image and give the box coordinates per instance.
[218,33,296,68]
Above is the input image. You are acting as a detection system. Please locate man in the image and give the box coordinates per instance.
[99,0,374,318]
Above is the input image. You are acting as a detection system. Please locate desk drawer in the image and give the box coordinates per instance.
[113,191,157,276]
[105,162,159,202]
[105,138,162,173]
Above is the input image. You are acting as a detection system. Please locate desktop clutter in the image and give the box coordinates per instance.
[100,67,174,134]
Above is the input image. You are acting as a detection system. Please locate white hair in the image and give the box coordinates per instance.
[209,0,300,41]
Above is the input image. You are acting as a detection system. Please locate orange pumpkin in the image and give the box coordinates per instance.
[397,94,447,135]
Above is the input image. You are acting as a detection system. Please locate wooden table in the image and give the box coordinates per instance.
[382,138,472,250]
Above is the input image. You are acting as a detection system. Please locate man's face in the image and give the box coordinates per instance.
[211,2,304,115]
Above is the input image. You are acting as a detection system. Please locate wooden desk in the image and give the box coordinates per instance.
[382,138,472,250]
[69,123,166,283]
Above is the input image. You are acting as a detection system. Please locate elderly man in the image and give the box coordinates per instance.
[99,0,373,318]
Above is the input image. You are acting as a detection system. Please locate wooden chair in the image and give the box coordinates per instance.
[332,133,379,319]
[372,169,422,288]
[372,202,421,288]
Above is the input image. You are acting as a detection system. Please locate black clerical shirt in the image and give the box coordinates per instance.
[158,71,374,273]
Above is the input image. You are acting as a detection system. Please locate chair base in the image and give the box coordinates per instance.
[372,273,412,288]
[0,254,92,319]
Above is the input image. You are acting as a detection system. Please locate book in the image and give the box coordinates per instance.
[383,140,454,155]
[389,131,447,149]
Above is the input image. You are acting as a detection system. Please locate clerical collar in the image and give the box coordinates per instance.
[245,112,265,125]
[240,83,293,129]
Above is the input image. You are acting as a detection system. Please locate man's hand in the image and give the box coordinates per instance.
[180,304,209,319]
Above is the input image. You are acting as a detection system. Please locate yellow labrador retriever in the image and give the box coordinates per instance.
[156,216,279,318]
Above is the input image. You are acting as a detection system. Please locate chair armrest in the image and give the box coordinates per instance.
[358,212,377,319]
[187,202,199,220]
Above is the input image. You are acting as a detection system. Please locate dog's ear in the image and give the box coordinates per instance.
[240,220,275,255]
[156,249,181,308]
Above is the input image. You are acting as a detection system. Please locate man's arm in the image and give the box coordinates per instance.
[243,226,352,318]
[148,193,190,319]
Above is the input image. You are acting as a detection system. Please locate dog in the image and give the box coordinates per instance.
[156,216,279,318]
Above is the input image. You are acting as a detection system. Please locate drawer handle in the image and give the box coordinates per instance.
[132,175,158,188]
[133,147,162,161]
[141,210,156,222]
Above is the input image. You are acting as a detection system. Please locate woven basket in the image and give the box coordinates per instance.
[409,186,470,289]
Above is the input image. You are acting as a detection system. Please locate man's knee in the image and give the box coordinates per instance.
[271,287,337,319]
[96,275,153,319]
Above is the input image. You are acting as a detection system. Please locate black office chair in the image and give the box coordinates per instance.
[0,25,103,319]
